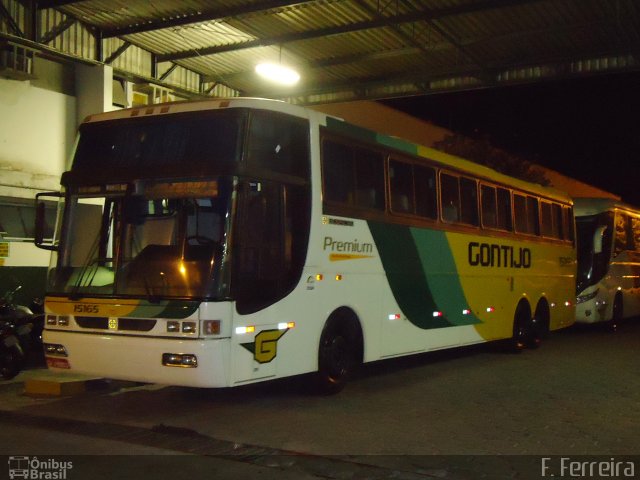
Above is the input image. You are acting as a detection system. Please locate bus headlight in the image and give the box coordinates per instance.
[44,343,68,357]
[577,289,599,304]
[162,353,198,368]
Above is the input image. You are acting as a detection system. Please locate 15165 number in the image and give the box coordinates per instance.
[73,304,99,314]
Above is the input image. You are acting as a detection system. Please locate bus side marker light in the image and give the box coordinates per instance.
[388,314,401,320]
[335,274,343,281]
[432,311,443,317]
[486,307,495,313]
[564,301,572,307]
[203,320,221,335]
[278,322,295,330]
[235,326,255,335]
[315,274,323,281]
[462,309,471,315]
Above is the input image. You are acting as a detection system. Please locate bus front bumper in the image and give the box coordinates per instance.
[43,330,231,388]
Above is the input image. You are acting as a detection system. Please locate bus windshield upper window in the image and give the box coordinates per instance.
[73,110,244,179]
[247,111,310,179]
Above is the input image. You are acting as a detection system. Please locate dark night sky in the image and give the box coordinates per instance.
[383,72,640,206]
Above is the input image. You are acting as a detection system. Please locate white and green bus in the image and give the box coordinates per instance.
[36,98,576,393]
[575,198,640,329]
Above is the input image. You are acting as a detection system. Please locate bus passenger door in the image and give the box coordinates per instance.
[230,179,310,384]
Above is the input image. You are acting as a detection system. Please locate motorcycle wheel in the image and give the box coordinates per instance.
[0,342,25,380]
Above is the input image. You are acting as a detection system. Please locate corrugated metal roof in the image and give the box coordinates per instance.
[2,0,639,103]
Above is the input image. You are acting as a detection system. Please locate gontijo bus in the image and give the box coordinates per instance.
[35,98,576,393]
[574,197,640,329]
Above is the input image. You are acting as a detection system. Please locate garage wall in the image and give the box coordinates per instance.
[0,73,76,198]
[0,58,77,303]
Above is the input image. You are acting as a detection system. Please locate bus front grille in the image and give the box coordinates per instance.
[75,316,157,332]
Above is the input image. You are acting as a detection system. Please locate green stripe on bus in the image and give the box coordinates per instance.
[375,134,418,156]
[411,228,481,327]
[369,222,481,329]
[369,222,448,329]
[325,117,377,144]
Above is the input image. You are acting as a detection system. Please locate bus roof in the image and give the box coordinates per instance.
[83,97,571,204]
[574,197,640,217]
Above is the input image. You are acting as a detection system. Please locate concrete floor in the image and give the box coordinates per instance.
[1,320,639,479]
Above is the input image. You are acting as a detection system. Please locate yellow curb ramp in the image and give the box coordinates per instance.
[24,374,105,396]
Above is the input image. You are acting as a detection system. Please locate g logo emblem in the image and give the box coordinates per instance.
[240,329,288,364]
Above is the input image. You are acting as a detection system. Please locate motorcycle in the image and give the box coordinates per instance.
[0,286,44,380]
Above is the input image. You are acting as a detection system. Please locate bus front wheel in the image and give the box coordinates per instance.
[508,301,535,353]
[314,313,362,395]
[608,294,623,332]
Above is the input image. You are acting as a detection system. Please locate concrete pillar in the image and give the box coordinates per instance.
[75,63,113,127]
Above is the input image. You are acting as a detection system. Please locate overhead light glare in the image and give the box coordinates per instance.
[255,62,300,85]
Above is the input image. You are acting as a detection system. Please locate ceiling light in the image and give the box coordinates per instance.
[255,62,300,86]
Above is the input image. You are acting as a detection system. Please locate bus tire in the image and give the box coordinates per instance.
[314,310,362,395]
[508,300,532,353]
[529,299,550,349]
[608,293,623,332]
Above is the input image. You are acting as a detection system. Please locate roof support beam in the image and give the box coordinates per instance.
[102,0,317,38]
[158,0,544,62]
[104,40,131,64]
[37,1,83,9]
[159,63,178,81]
[0,2,24,37]
[38,16,76,44]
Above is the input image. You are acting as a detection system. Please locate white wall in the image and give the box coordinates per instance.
[0,77,76,199]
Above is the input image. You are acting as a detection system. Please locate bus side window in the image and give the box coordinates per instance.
[414,165,437,219]
[632,217,640,251]
[322,140,354,205]
[526,196,539,235]
[354,147,384,210]
[552,203,563,239]
[496,187,512,231]
[460,177,479,226]
[540,201,553,237]
[389,160,414,213]
[562,206,574,242]
[481,184,497,229]
[514,194,528,234]
[614,213,631,255]
[440,173,460,223]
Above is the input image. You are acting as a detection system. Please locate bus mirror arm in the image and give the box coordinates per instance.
[593,225,607,255]
[34,191,62,251]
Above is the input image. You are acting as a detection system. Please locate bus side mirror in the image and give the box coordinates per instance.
[593,225,607,255]
[35,192,62,251]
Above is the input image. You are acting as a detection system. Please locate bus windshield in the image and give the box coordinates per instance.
[48,178,232,300]
[575,212,613,293]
